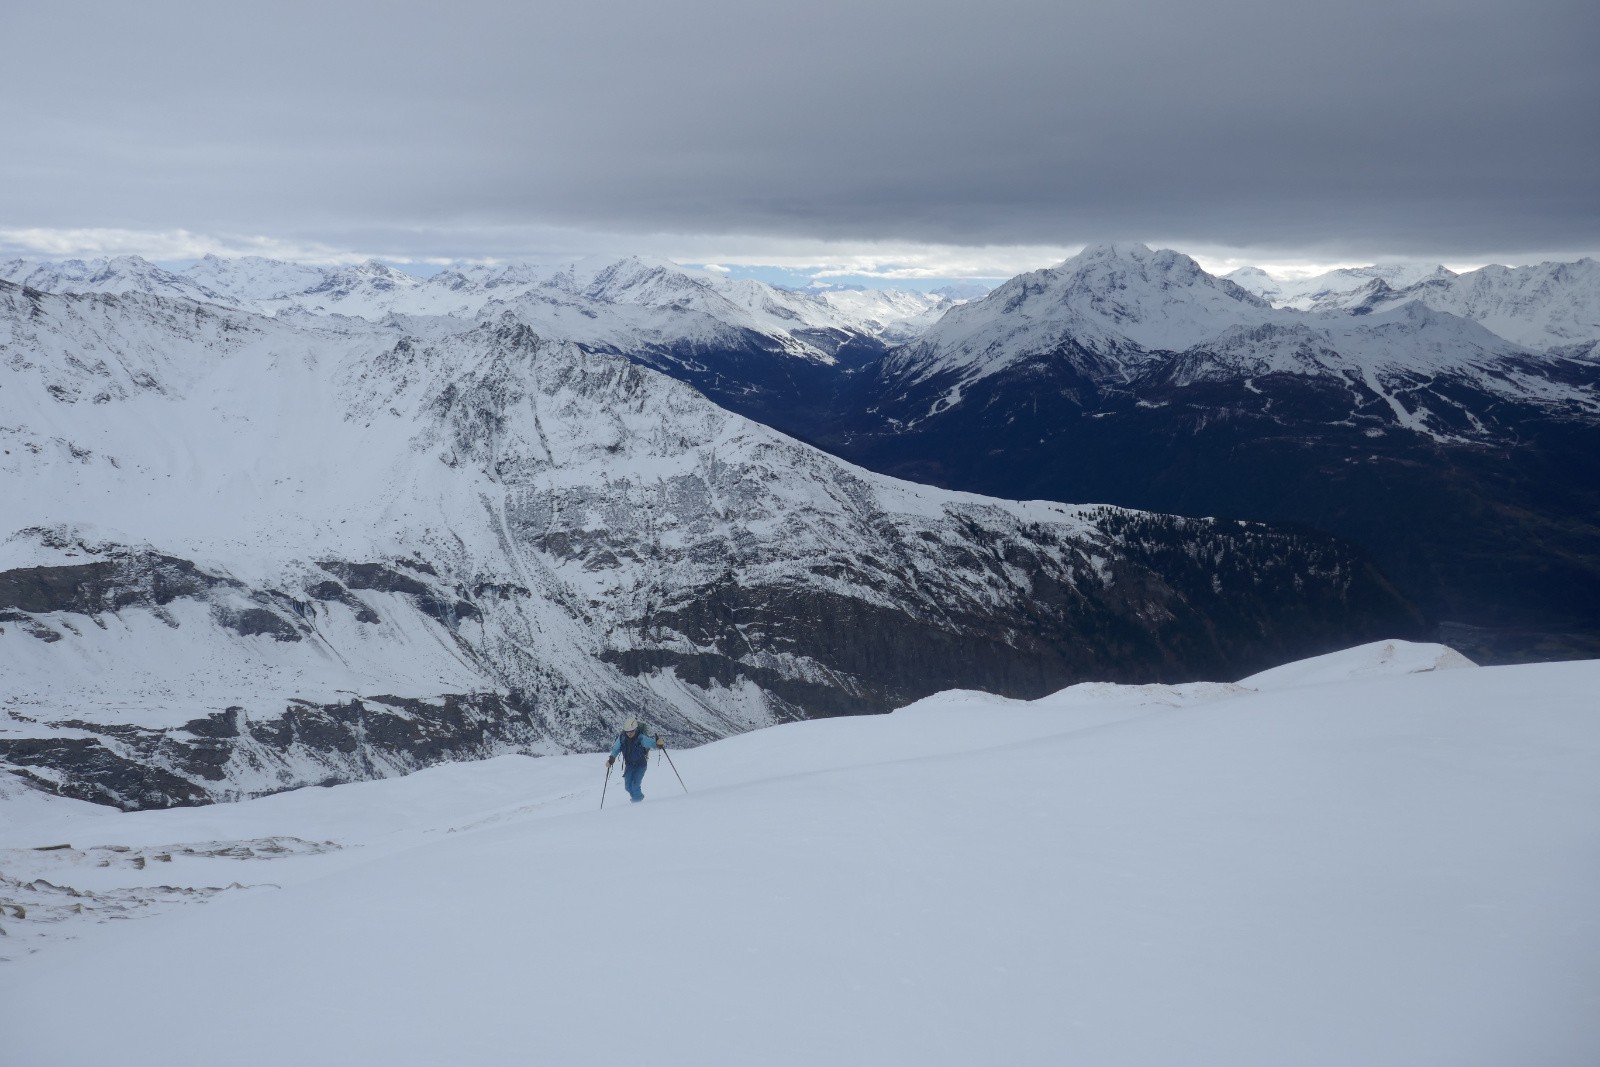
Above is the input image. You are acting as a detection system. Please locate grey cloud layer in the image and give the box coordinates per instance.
[5,0,1596,259]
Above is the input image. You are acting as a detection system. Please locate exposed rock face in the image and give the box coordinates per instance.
[1,283,1422,810]
[0,694,543,810]
[0,545,570,808]
[595,512,1416,713]
[0,552,224,617]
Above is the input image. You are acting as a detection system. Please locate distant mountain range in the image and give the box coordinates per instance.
[1224,263,1455,311]
[0,253,961,358]
[816,244,1600,663]
[9,244,1599,663]
[1225,258,1600,351]
[0,272,1418,808]
[1,253,970,444]
[10,246,1594,356]
[4,241,1597,808]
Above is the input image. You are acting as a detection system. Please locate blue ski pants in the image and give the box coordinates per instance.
[623,763,647,802]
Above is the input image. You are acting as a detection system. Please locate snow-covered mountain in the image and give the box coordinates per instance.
[483,255,884,361]
[1226,257,1600,351]
[6,640,1597,1066]
[181,252,333,302]
[816,244,1600,663]
[805,284,962,343]
[4,253,959,358]
[0,255,230,305]
[5,253,979,481]
[871,243,1600,431]
[1152,301,1600,443]
[0,280,1415,808]
[1346,258,1600,352]
[873,244,1596,435]
[880,243,1273,397]
[1226,262,1455,311]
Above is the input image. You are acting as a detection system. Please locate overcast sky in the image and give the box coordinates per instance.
[3,0,1596,280]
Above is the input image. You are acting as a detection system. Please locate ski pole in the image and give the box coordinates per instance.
[660,746,688,794]
[600,760,613,810]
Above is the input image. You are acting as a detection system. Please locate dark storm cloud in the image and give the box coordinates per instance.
[4,0,1597,260]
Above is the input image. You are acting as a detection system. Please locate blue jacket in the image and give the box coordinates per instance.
[609,730,659,769]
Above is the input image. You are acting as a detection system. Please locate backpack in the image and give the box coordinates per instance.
[617,725,652,768]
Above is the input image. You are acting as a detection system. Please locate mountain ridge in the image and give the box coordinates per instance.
[821,247,1600,662]
[1,279,1420,808]
[9,242,1597,663]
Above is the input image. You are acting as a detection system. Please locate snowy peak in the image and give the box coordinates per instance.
[808,286,962,343]
[1366,257,1600,349]
[1299,268,1458,313]
[8,253,953,359]
[1053,242,1269,313]
[1229,263,1455,312]
[1222,265,1281,300]
[184,254,331,303]
[873,243,1597,438]
[1156,295,1546,410]
[1185,298,1539,391]
[570,255,719,304]
[301,259,420,304]
[2,255,229,305]
[1227,257,1599,349]
[883,243,1276,391]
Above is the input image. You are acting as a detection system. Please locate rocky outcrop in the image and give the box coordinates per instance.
[0,693,546,811]
[0,551,227,616]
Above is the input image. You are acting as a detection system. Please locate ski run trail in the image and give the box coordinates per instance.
[2,640,1597,1066]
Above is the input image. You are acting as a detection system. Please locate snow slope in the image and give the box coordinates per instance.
[2,642,1596,1066]
[1239,637,1475,688]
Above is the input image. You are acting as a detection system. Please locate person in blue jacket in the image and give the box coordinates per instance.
[607,718,663,803]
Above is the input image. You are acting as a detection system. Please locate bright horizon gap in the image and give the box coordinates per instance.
[6,225,1598,287]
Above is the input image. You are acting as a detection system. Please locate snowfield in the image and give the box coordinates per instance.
[2,640,1596,1066]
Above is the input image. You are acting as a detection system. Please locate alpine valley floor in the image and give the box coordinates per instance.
[2,641,1597,1067]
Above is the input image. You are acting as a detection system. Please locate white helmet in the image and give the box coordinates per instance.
[623,718,640,732]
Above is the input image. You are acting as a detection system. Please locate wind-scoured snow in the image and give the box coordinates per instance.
[2,642,1595,1066]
